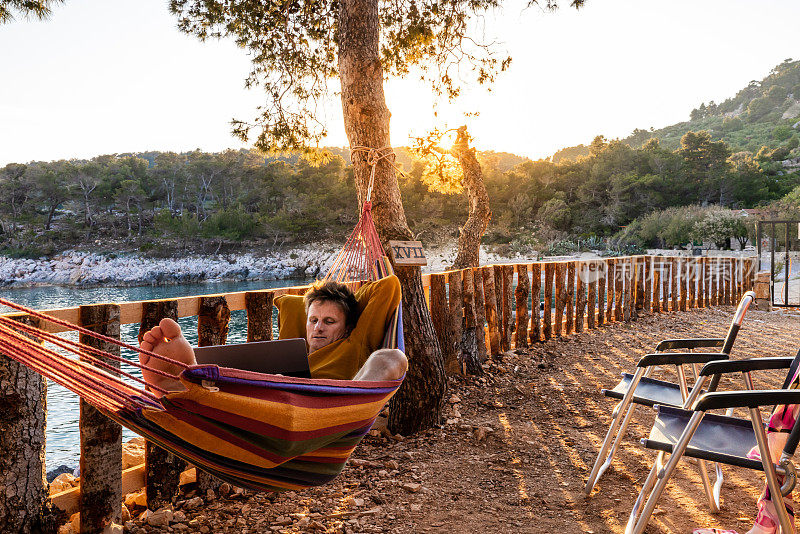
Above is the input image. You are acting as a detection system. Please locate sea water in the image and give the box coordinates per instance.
[0,278,308,471]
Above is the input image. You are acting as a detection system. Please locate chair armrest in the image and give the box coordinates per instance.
[693,389,800,412]
[699,357,795,377]
[655,338,725,351]
[637,352,728,368]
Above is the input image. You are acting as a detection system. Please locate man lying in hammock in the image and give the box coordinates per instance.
[138,276,408,393]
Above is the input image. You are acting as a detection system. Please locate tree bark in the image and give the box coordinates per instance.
[139,301,184,510]
[449,126,491,270]
[0,316,58,534]
[338,0,446,434]
[196,296,230,492]
[79,304,123,533]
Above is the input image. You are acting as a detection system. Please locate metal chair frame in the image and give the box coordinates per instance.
[586,291,756,512]
[627,354,800,534]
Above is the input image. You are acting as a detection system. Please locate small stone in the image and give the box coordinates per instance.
[353,498,365,507]
[474,427,487,442]
[146,508,173,527]
[449,394,461,404]
[172,511,186,523]
[378,469,389,477]
[384,460,399,470]
[400,452,414,460]
[184,496,204,510]
[401,482,422,493]
[410,504,422,512]
[349,459,371,468]
[308,520,326,531]
[200,527,211,534]
[121,503,131,522]
[218,483,232,497]
[206,489,216,501]
[274,516,292,526]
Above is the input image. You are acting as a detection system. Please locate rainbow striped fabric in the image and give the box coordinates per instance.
[116,306,404,492]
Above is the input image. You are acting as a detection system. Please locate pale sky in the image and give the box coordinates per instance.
[1,0,798,166]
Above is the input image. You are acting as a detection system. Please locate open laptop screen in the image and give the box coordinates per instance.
[193,338,310,378]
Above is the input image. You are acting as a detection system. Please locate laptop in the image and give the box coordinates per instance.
[193,338,311,378]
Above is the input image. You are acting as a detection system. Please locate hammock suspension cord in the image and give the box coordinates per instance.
[326,145,401,284]
[0,296,195,409]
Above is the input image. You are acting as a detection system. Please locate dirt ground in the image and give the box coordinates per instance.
[126,304,800,534]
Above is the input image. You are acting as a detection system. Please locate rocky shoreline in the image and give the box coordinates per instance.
[0,247,341,288]
[0,244,533,289]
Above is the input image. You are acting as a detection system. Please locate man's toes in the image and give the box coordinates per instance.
[158,318,183,340]
[140,339,154,353]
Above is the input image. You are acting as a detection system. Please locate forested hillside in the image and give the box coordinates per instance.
[553,59,800,162]
[2,125,798,258]
[3,62,800,258]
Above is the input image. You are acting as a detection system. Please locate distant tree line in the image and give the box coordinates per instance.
[1,131,798,257]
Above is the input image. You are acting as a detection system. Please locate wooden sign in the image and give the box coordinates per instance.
[388,240,427,266]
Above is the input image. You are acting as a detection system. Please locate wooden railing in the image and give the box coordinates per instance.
[0,254,756,531]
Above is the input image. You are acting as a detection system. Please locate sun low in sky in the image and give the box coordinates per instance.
[0,0,798,165]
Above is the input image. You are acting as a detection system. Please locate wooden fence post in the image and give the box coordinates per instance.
[0,316,49,534]
[461,269,482,374]
[678,257,688,312]
[139,301,184,510]
[429,274,453,372]
[688,258,696,309]
[589,261,599,328]
[643,256,651,313]
[529,264,542,343]
[661,257,670,312]
[482,267,502,356]
[670,257,678,311]
[575,262,586,333]
[608,259,615,320]
[79,303,123,532]
[514,264,530,349]
[723,258,731,305]
[697,257,705,308]
[710,258,719,305]
[565,261,575,335]
[197,296,230,492]
[245,291,274,342]
[492,267,506,351]
[554,263,566,337]
[500,265,514,352]
[543,263,554,340]
[472,268,488,361]
[623,258,633,321]
[597,260,606,326]
[635,256,645,311]
[448,270,464,374]
[614,260,624,321]
[651,257,660,313]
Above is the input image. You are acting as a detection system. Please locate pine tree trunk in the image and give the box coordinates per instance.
[338,0,446,435]
[0,317,57,534]
[450,126,491,270]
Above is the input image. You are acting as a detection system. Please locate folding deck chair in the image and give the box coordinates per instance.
[626,349,800,534]
[585,291,756,511]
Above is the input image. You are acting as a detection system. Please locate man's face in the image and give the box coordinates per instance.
[306,300,348,352]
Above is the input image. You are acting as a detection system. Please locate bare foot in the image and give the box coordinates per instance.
[139,318,196,394]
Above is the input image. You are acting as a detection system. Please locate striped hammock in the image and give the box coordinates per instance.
[0,200,404,492]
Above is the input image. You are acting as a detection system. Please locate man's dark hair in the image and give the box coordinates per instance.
[304,280,360,332]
